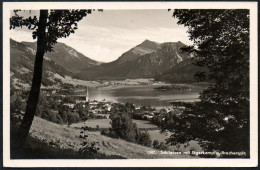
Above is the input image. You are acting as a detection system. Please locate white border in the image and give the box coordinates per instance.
[3,1,258,167]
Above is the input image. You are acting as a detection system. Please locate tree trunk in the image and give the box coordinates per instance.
[16,10,48,148]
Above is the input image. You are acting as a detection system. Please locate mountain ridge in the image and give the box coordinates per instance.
[11,38,199,84]
[76,39,192,80]
[114,39,161,65]
[20,40,101,73]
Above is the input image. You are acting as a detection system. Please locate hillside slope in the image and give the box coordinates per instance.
[154,58,208,83]
[116,39,161,64]
[21,40,101,73]
[25,116,194,159]
[10,39,74,87]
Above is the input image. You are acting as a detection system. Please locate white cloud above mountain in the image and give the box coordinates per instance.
[10,9,192,62]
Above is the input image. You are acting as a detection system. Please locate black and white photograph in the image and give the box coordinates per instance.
[3,1,258,167]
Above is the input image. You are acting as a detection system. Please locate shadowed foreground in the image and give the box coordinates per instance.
[11,116,195,159]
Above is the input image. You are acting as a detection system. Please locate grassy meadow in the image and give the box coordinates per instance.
[12,116,196,159]
[70,118,202,153]
[70,119,158,129]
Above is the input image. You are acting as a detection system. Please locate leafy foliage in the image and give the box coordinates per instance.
[135,130,152,147]
[108,104,152,147]
[153,140,168,150]
[10,9,96,147]
[160,9,249,156]
[10,85,89,126]
[10,10,97,52]
[79,120,100,156]
[10,10,38,30]
[110,112,137,142]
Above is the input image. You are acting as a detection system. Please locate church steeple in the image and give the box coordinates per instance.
[86,86,89,102]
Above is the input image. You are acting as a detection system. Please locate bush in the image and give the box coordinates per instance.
[79,123,100,157]
[153,140,160,148]
[158,142,168,150]
[41,109,64,124]
[136,131,152,147]
[58,110,68,124]
[10,93,23,114]
[132,113,143,120]
[110,112,152,147]
[152,140,168,150]
[110,112,137,142]
[67,112,81,125]
[100,129,108,136]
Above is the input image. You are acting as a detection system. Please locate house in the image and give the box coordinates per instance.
[159,108,168,115]
[141,112,154,120]
[95,113,110,119]
[89,110,97,114]
[63,103,74,109]
[89,101,98,106]
[102,104,112,111]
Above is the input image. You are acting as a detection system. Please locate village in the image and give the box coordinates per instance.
[40,87,181,122]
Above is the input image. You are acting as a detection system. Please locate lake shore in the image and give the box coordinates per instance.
[58,76,173,88]
[71,80,206,107]
[54,75,208,91]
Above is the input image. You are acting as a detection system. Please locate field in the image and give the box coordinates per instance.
[22,116,196,159]
[70,119,202,153]
[70,119,158,129]
[148,130,202,152]
[53,74,102,87]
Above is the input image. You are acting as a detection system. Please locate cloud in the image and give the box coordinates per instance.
[59,25,192,62]
[10,10,193,62]
[10,29,35,42]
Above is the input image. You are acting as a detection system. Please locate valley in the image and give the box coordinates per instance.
[7,7,252,162]
[10,38,203,88]
[10,38,207,159]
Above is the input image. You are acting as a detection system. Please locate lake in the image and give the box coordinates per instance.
[85,84,206,107]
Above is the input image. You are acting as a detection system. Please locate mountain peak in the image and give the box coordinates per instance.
[176,41,185,46]
[137,39,160,50]
[143,39,154,43]
[140,39,158,45]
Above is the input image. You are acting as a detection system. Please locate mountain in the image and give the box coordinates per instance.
[11,38,198,84]
[116,39,161,64]
[21,41,101,73]
[154,57,208,83]
[76,40,192,80]
[10,39,101,87]
[10,39,72,87]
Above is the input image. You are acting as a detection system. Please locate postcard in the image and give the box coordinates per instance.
[3,1,258,167]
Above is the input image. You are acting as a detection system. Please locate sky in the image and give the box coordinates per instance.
[10,10,193,62]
